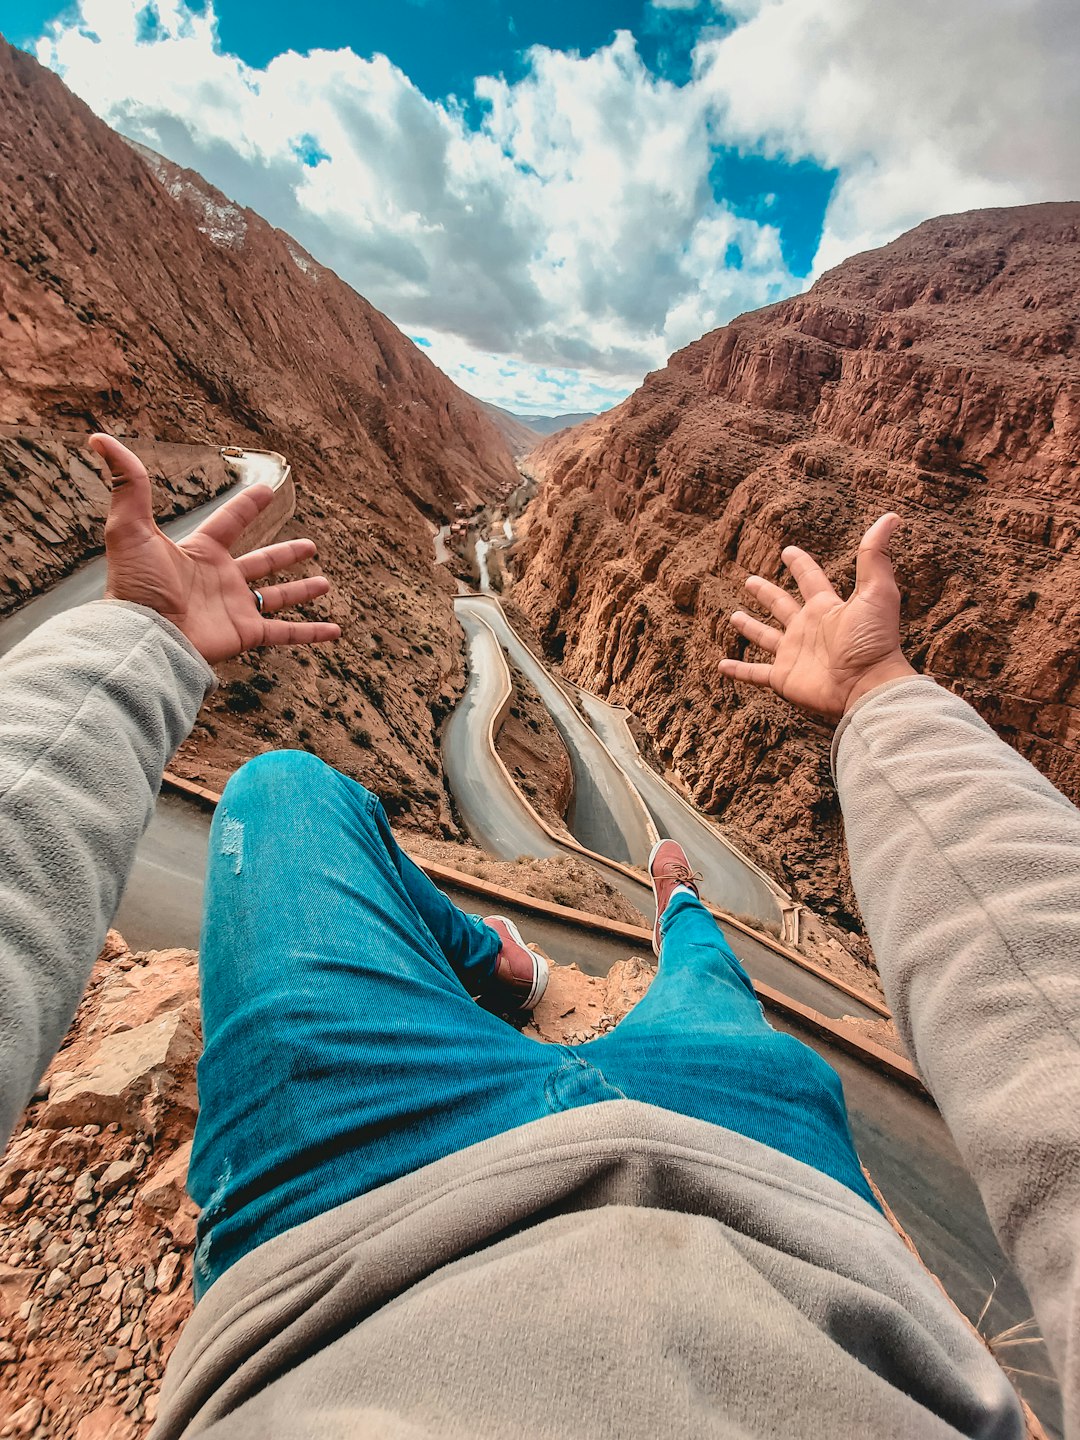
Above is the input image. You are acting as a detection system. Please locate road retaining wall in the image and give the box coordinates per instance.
[222,451,295,555]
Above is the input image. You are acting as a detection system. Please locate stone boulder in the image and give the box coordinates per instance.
[43,1009,200,1136]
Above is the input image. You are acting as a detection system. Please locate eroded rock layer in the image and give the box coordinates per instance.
[517,204,1080,936]
[0,40,519,830]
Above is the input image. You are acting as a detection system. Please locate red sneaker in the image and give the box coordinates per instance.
[483,917,549,1011]
[648,839,700,957]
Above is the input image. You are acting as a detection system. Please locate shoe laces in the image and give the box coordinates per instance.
[666,862,702,885]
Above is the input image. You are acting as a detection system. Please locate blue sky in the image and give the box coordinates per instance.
[10,0,1078,413]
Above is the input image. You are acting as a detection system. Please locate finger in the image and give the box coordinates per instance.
[744,574,800,626]
[854,513,902,594]
[718,657,773,688]
[196,484,274,550]
[90,434,155,535]
[260,619,341,648]
[781,545,838,604]
[258,576,330,614]
[237,538,318,582]
[730,610,782,655]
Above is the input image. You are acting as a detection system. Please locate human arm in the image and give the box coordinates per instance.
[0,603,213,1143]
[0,438,340,1145]
[721,518,1080,1409]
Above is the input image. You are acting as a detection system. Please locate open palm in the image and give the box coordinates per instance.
[91,435,340,665]
[720,514,915,722]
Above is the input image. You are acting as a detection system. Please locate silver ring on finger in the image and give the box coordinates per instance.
[252,588,265,614]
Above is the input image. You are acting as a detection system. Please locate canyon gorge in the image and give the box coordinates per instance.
[3,31,1078,947]
[517,203,1080,939]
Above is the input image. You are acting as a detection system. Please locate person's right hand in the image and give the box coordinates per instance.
[718,513,917,723]
[91,434,341,666]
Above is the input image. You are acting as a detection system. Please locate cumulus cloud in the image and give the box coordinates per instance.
[31,0,1080,410]
[35,0,795,409]
[693,0,1080,273]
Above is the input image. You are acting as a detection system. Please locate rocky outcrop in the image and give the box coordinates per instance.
[0,939,203,1437]
[516,204,1080,939]
[0,39,519,832]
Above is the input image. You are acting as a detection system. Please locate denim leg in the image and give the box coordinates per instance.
[189,751,566,1296]
[609,889,769,1038]
[586,892,879,1208]
[361,787,503,994]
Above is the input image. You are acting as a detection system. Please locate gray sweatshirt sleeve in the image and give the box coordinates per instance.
[0,601,214,1146]
[833,676,1080,1410]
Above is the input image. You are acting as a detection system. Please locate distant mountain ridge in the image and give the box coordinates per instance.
[475,401,600,457]
[513,411,599,436]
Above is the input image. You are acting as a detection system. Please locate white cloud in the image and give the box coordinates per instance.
[31,0,1080,411]
[693,0,1080,275]
[34,1,797,411]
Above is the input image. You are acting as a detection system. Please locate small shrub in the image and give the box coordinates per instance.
[223,681,262,714]
[381,790,409,819]
[351,728,373,748]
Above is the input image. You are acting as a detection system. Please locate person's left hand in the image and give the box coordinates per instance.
[90,434,341,665]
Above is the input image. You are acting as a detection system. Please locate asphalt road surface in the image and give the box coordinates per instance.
[441,609,566,864]
[459,594,656,867]
[581,689,785,927]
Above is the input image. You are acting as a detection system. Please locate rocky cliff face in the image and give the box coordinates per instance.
[0,40,519,830]
[516,204,1080,937]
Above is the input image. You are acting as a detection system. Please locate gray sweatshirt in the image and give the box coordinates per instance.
[1,603,1077,1438]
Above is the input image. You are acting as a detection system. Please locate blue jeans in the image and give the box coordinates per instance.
[189,750,877,1297]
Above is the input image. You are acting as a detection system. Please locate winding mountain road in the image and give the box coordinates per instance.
[459,594,657,868]
[444,598,884,1027]
[442,610,565,863]
[577,690,787,924]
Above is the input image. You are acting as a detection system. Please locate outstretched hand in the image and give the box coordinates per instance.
[718,513,916,722]
[90,434,341,665]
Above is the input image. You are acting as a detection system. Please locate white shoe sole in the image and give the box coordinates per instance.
[490,916,549,1010]
[647,838,666,957]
